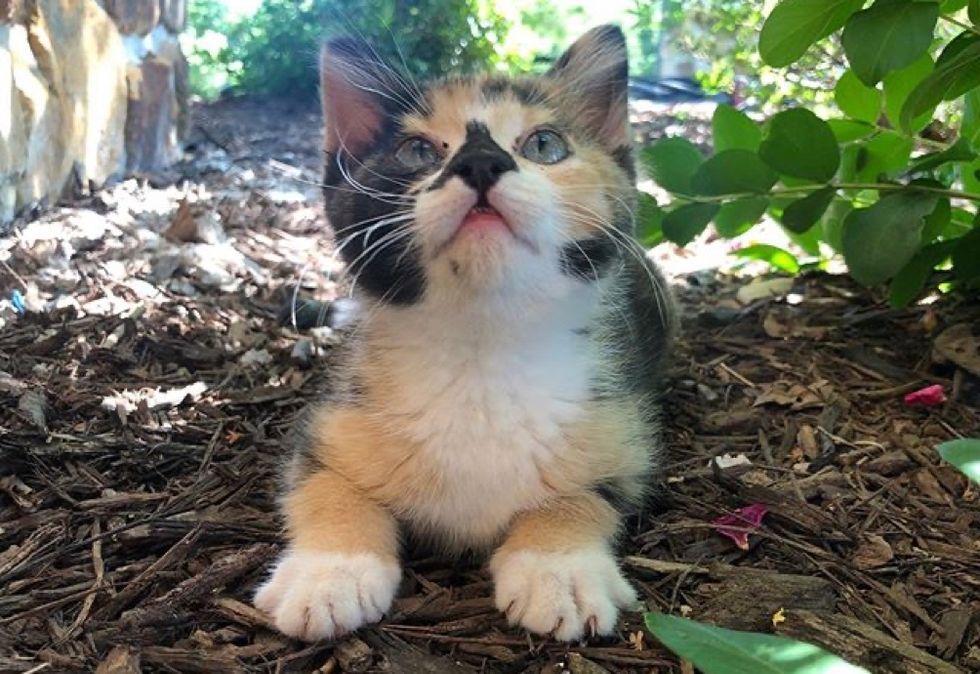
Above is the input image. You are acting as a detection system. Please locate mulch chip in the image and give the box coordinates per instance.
[1,97,978,673]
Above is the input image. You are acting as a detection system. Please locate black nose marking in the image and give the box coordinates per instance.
[436,121,517,195]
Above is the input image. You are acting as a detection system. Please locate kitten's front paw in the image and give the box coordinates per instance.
[490,547,636,641]
[254,551,400,641]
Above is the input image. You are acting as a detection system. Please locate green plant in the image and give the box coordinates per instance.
[639,0,980,307]
[937,437,980,483]
[645,612,869,673]
[183,0,236,98]
[213,0,509,99]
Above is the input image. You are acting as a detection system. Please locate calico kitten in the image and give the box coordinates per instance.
[255,25,674,642]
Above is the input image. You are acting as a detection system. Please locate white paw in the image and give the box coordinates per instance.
[254,551,400,642]
[490,546,637,641]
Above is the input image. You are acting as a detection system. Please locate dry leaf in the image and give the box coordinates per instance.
[933,323,980,376]
[753,381,823,410]
[762,310,829,340]
[736,277,793,304]
[851,534,894,569]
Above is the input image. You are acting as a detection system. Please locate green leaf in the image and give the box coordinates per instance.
[901,39,980,132]
[970,0,980,25]
[782,187,836,233]
[760,0,866,67]
[760,109,841,182]
[963,88,980,149]
[951,226,980,280]
[645,612,870,674]
[691,150,779,196]
[713,104,762,152]
[732,244,801,274]
[835,70,883,123]
[842,0,939,86]
[883,53,936,132]
[937,438,980,485]
[821,198,854,252]
[949,206,980,238]
[909,138,977,173]
[641,138,704,195]
[828,119,876,142]
[941,0,969,11]
[854,131,915,181]
[937,31,980,68]
[889,240,956,306]
[785,221,823,256]
[662,203,719,246]
[842,191,939,286]
[714,197,770,238]
[963,157,980,195]
[922,197,952,243]
[636,192,665,247]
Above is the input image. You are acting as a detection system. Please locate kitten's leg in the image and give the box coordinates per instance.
[254,469,401,641]
[490,492,636,641]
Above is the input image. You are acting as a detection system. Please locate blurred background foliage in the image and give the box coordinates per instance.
[184,0,831,106]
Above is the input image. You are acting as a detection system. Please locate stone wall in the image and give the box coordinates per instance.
[0,0,188,223]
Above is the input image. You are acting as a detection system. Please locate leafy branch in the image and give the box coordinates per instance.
[641,0,980,308]
[667,182,980,205]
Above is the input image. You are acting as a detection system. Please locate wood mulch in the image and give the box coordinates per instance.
[1,97,978,673]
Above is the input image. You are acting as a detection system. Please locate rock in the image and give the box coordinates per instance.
[126,57,179,172]
[17,389,49,432]
[291,339,314,367]
[159,0,185,32]
[1,0,24,23]
[1,0,187,224]
[102,0,159,35]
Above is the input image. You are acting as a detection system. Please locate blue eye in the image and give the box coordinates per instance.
[521,129,570,164]
[395,137,440,169]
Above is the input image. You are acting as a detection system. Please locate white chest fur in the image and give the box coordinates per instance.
[367,290,597,547]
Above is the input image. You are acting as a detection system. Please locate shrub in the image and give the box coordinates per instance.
[187,0,508,100]
[640,0,980,307]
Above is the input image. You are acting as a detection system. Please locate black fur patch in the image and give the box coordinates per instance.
[592,478,635,515]
[323,134,428,305]
[611,145,635,179]
[559,236,617,281]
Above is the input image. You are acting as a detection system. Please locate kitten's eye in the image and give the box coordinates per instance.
[521,129,570,164]
[395,137,440,170]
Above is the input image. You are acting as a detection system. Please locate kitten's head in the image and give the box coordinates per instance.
[320,26,634,307]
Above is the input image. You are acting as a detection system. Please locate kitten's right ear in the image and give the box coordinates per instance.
[320,39,409,155]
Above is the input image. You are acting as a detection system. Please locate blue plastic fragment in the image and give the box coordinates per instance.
[10,289,25,315]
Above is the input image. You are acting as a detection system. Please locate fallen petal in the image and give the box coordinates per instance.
[712,503,769,550]
[904,384,946,407]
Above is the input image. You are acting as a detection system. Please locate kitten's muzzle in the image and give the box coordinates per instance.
[443,122,517,200]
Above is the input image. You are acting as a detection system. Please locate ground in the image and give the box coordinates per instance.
[1,97,978,674]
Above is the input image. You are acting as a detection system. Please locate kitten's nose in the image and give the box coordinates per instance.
[445,122,517,196]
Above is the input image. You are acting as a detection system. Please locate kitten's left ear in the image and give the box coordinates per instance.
[320,38,415,156]
[548,25,629,149]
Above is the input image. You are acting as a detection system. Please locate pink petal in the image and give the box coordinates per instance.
[712,503,769,550]
[904,384,946,407]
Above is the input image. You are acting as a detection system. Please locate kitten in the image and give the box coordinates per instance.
[255,24,674,643]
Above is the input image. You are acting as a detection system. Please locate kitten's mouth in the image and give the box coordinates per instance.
[436,203,536,256]
[460,205,509,232]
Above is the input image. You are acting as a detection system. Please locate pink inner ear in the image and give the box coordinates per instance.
[321,54,385,154]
